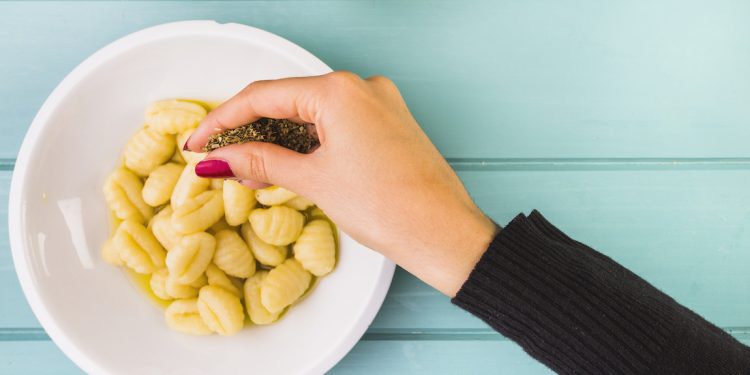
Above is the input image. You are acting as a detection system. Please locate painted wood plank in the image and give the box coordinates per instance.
[0,342,81,375]
[462,168,750,327]
[1,1,750,159]
[0,339,554,375]
[3,337,749,375]
[3,166,750,330]
[334,339,553,374]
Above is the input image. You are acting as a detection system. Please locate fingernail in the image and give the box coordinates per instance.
[195,159,235,178]
[182,136,192,151]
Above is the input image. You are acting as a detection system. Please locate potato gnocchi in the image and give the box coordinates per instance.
[104,167,153,223]
[198,285,244,336]
[241,222,288,267]
[249,206,305,246]
[145,99,207,135]
[114,220,166,274]
[102,99,338,336]
[294,220,336,276]
[223,180,256,226]
[205,264,242,298]
[166,232,215,284]
[149,206,182,252]
[142,162,183,207]
[261,258,313,314]
[171,190,225,234]
[213,229,256,278]
[244,271,281,325]
[123,127,175,176]
[171,161,210,208]
[165,298,212,335]
[255,186,298,206]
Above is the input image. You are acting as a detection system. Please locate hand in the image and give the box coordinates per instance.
[185,72,497,296]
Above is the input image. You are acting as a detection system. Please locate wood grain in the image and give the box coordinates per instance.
[2,1,749,373]
[2,167,749,329]
[1,1,749,158]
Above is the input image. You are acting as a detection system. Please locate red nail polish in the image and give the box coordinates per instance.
[182,136,191,151]
[195,159,235,178]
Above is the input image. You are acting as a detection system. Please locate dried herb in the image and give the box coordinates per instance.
[203,118,319,154]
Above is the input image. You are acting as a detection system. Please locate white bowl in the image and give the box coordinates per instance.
[9,20,394,375]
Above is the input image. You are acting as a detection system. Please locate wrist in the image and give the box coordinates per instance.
[394,207,497,298]
[443,209,498,297]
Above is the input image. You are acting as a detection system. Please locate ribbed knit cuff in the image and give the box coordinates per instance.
[452,211,677,374]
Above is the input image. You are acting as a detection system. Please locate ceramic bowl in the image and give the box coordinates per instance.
[9,20,394,375]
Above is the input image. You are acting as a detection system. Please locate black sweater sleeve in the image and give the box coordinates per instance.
[452,210,750,374]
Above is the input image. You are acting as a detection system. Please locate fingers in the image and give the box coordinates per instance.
[185,75,328,151]
[194,142,312,193]
[240,180,271,190]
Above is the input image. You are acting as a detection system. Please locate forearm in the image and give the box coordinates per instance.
[381,200,498,297]
[453,210,750,374]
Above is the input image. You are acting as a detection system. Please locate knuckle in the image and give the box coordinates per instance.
[244,79,267,91]
[244,151,269,182]
[366,75,392,86]
[240,80,269,102]
[367,75,398,93]
[326,71,362,87]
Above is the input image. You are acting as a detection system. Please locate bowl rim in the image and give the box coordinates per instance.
[8,20,395,375]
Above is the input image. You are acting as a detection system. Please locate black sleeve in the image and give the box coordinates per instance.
[452,210,750,374]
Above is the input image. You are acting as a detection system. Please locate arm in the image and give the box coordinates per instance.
[454,210,750,374]
[186,72,750,374]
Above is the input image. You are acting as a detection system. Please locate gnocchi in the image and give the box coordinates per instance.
[149,268,172,300]
[166,273,206,299]
[261,258,312,314]
[284,195,315,211]
[209,178,224,190]
[241,222,288,267]
[100,238,123,266]
[171,190,224,234]
[123,127,175,176]
[102,99,338,336]
[249,206,305,246]
[142,163,183,206]
[223,180,256,226]
[208,217,233,234]
[166,232,215,284]
[205,263,242,298]
[145,99,207,135]
[197,286,244,336]
[165,299,212,335]
[213,230,256,278]
[114,220,166,274]
[294,220,336,276]
[170,162,210,208]
[104,167,153,223]
[255,186,298,206]
[176,129,204,165]
[244,271,281,325]
[149,206,183,252]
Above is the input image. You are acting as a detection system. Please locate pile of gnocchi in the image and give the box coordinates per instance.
[101,99,337,336]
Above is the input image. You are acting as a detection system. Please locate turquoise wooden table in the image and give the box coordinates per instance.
[2,1,749,373]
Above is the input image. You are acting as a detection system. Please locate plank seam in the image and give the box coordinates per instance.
[1,327,747,342]
[0,158,14,171]
[2,158,750,172]
[447,157,750,171]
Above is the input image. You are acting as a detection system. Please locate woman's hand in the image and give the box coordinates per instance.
[185,72,497,296]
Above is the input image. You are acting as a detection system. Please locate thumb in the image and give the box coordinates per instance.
[194,142,311,192]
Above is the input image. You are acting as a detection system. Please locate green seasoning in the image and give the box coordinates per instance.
[203,118,319,154]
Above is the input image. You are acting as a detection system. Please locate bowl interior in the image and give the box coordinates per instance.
[11,21,393,375]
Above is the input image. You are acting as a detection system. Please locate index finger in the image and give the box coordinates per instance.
[184,74,327,151]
